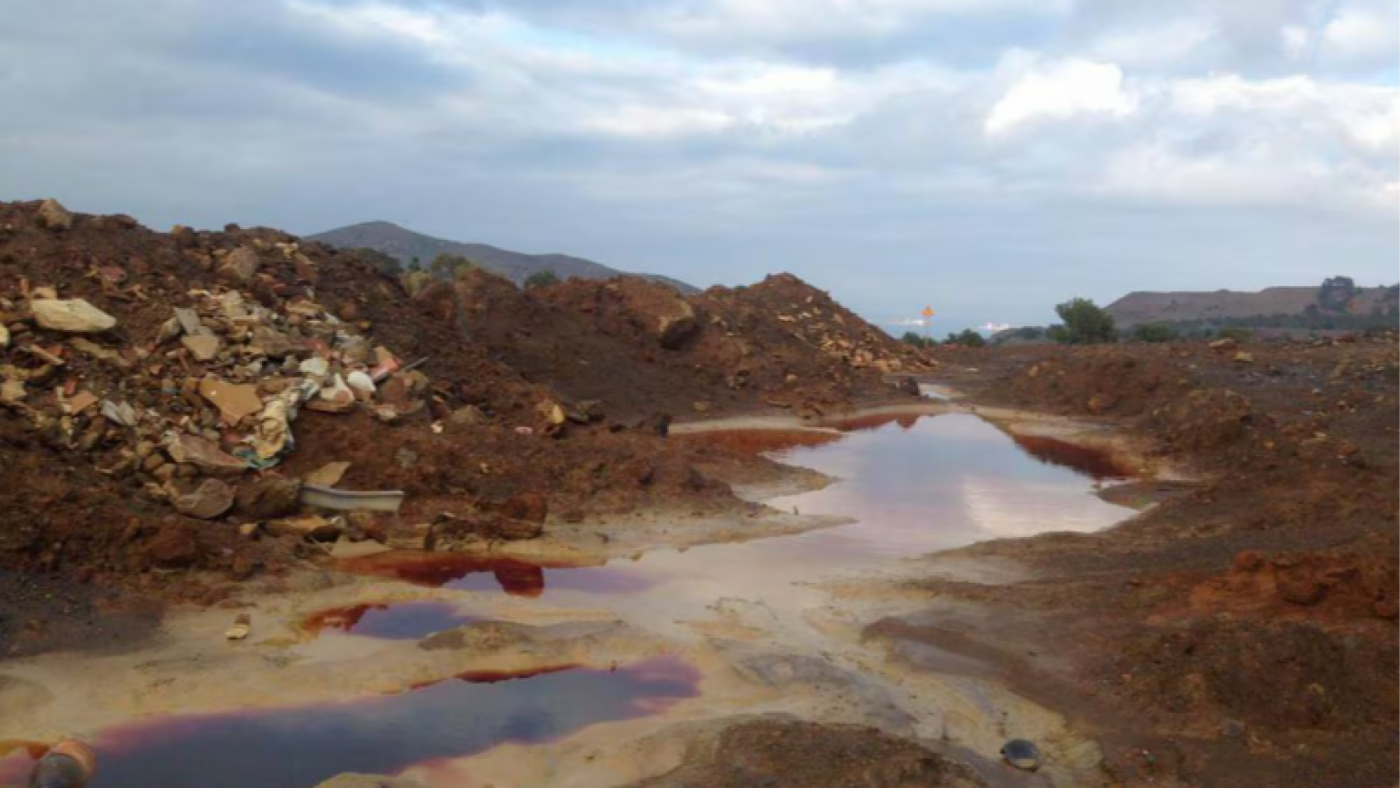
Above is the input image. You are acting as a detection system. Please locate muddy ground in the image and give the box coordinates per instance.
[1,199,1396,788]
[878,337,1399,787]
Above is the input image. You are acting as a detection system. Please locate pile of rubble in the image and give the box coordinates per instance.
[0,261,433,532]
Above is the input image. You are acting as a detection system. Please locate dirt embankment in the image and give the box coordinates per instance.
[441,269,929,421]
[888,338,1399,787]
[0,199,924,652]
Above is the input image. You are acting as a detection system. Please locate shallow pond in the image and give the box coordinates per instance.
[0,658,697,788]
[1,412,1135,785]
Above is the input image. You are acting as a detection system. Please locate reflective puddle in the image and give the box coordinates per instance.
[3,413,1134,785]
[336,553,654,598]
[301,601,481,640]
[342,414,1133,622]
[0,657,698,788]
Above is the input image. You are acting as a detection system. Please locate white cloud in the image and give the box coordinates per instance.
[1321,7,1399,62]
[984,59,1137,135]
[1281,25,1311,59]
[0,0,1394,330]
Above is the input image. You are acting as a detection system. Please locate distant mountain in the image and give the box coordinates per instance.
[307,221,699,293]
[1107,278,1398,329]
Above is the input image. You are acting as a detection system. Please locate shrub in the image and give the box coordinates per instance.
[429,253,475,280]
[1129,323,1178,343]
[943,329,986,347]
[524,269,561,290]
[1048,298,1117,344]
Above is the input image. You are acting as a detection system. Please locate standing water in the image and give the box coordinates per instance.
[0,412,1134,785]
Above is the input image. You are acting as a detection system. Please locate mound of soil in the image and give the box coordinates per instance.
[0,198,923,633]
[628,717,985,788]
[896,336,1400,786]
[441,269,931,421]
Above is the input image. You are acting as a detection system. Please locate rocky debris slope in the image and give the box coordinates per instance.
[0,199,911,594]
[446,269,932,421]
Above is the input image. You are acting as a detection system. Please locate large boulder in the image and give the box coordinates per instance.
[217,246,261,284]
[31,299,117,333]
[36,198,74,231]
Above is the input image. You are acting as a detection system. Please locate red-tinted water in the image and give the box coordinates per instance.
[1011,434,1132,479]
[301,601,480,640]
[337,553,653,597]
[0,657,698,788]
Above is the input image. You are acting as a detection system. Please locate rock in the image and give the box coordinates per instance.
[499,492,548,524]
[31,299,117,333]
[449,405,486,426]
[1000,739,1041,771]
[164,432,248,476]
[250,327,298,359]
[299,357,329,379]
[493,518,544,540]
[0,322,7,348]
[36,198,74,230]
[645,412,672,437]
[0,379,24,404]
[199,377,264,425]
[217,246,261,283]
[225,612,251,641]
[1234,352,1254,364]
[181,334,222,361]
[235,476,302,519]
[63,390,98,415]
[385,522,436,551]
[173,307,207,336]
[238,522,262,540]
[656,299,699,349]
[266,515,342,542]
[692,400,710,413]
[170,478,236,520]
[101,399,138,427]
[1209,338,1238,350]
[1221,719,1246,738]
[306,461,352,487]
[147,522,200,568]
[1278,570,1327,606]
[1232,550,1264,572]
[538,400,567,426]
[346,369,376,398]
[329,537,392,560]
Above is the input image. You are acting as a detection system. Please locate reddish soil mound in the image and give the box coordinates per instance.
[0,199,920,619]
[908,336,1400,785]
[450,270,932,420]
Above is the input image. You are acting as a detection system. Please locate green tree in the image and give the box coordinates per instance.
[943,329,986,347]
[429,253,475,280]
[1047,298,1117,344]
[1129,323,1178,343]
[900,331,934,348]
[524,269,561,290]
[408,256,422,273]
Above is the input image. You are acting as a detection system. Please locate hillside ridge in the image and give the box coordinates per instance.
[309,220,698,293]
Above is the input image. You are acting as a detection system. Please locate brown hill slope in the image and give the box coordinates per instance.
[0,199,925,596]
[1107,280,1398,327]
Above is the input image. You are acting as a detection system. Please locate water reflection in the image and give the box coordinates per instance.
[577,414,1135,629]
[0,658,698,788]
[337,553,653,598]
[302,601,480,640]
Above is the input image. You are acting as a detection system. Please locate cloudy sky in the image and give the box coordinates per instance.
[2,0,1396,328]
